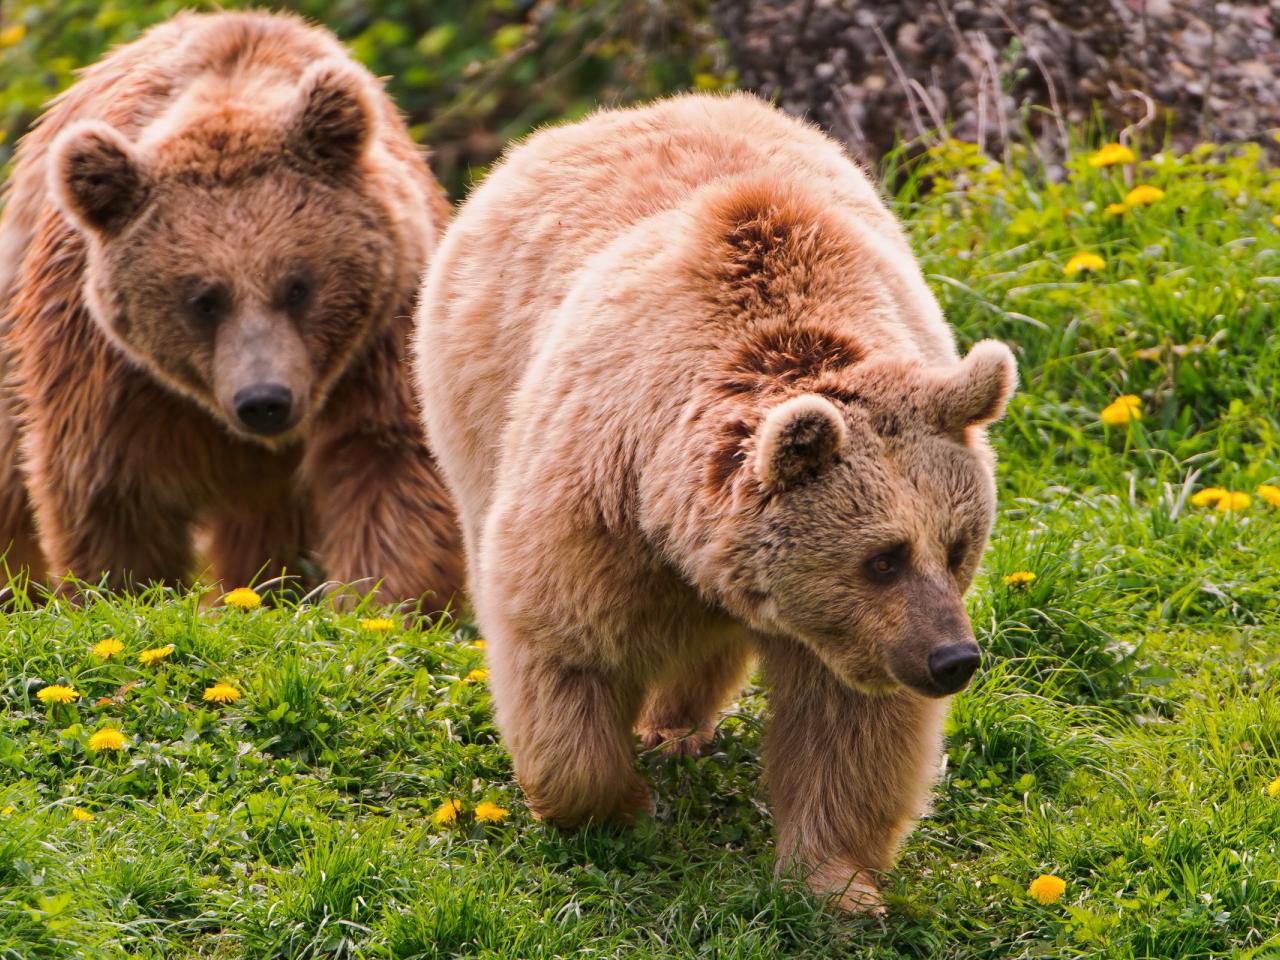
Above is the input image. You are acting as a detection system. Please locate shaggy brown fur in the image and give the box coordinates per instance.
[0,11,462,605]
[416,93,1016,912]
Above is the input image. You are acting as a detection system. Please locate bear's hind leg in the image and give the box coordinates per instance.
[638,633,753,757]
[760,637,946,914]
[491,633,650,828]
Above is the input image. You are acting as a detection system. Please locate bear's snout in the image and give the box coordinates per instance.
[891,575,982,697]
[925,642,980,696]
[233,382,295,435]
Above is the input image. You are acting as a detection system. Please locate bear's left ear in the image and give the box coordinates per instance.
[49,121,152,236]
[755,394,849,491]
[285,60,377,175]
[936,340,1018,434]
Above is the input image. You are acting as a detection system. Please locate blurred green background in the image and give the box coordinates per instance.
[0,0,733,197]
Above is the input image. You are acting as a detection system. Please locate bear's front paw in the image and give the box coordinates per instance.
[638,724,714,758]
[805,861,886,916]
[522,772,653,828]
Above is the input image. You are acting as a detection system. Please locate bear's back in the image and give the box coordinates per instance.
[417,94,947,525]
[445,94,903,341]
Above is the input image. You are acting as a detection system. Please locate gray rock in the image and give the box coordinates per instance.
[713,0,1280,165]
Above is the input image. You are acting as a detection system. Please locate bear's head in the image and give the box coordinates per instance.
[47,60,404,445]
[715,340,1016,698]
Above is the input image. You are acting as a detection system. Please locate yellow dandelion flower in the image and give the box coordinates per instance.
[1256,484,1280,508]
[1002,570,1037,588]
[1124,184,1165,207]
[0,806,13,816]
[1190,487,1227,508]
[1272,214,1280,228]
[202,682,242,705]
[1028,873,1066,904]
[358,617,396,633]
[1064,251,1106,276]
[71,807,95,822]
[473,639,487,650]
[138,644,175,666]
[37,684,79,705]
[1100,395,1141,426]
[432,798,462,827]
[464,668,489,683]
[1087,143,1136,167]
[91,637,124,658]
[1267,776,1280,798]
[1104,202,1128,217]
[223,587,262,609]
[87,727,126,752]
[474,801,509,824]
[1216,491,1251,512]
[0,24,26,47]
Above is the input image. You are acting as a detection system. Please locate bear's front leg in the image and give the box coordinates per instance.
[760,637,947,914]
[487,621,651,827]
[303,330,463,609]
[305,424,462,607]
[24,455,193,591]
[0,416,43,580]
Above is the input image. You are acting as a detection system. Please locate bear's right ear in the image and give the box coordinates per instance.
[936,339,1018,435]
[49,121,151,236]
[755,394,848,491]
[286,60,376,175]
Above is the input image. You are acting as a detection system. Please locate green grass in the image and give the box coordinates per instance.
[7,138,1280,958]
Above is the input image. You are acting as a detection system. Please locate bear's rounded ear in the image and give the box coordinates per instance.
[49,121,151,236]
[286,60,376,175]
[938,340,1018,434]
[755,394,848,491]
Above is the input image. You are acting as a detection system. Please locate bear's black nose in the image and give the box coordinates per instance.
[234,383,294,435]
[927,643,981,695]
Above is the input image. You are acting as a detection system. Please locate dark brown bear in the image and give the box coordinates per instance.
[0,11,462,605]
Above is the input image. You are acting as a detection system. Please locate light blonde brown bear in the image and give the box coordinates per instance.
[0,11,462,605]
[414,93,1016,912]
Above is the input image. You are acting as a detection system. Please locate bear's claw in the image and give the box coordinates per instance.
[638,725,714,757]
[805,861,886,916]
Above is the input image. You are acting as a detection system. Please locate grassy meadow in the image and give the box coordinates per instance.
[5,140,1280,958]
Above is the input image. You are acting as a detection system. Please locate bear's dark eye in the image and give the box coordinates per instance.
[947,538,968,571]
[185,283,229,326]
[281,275,313,312]
[864,545,906,584]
